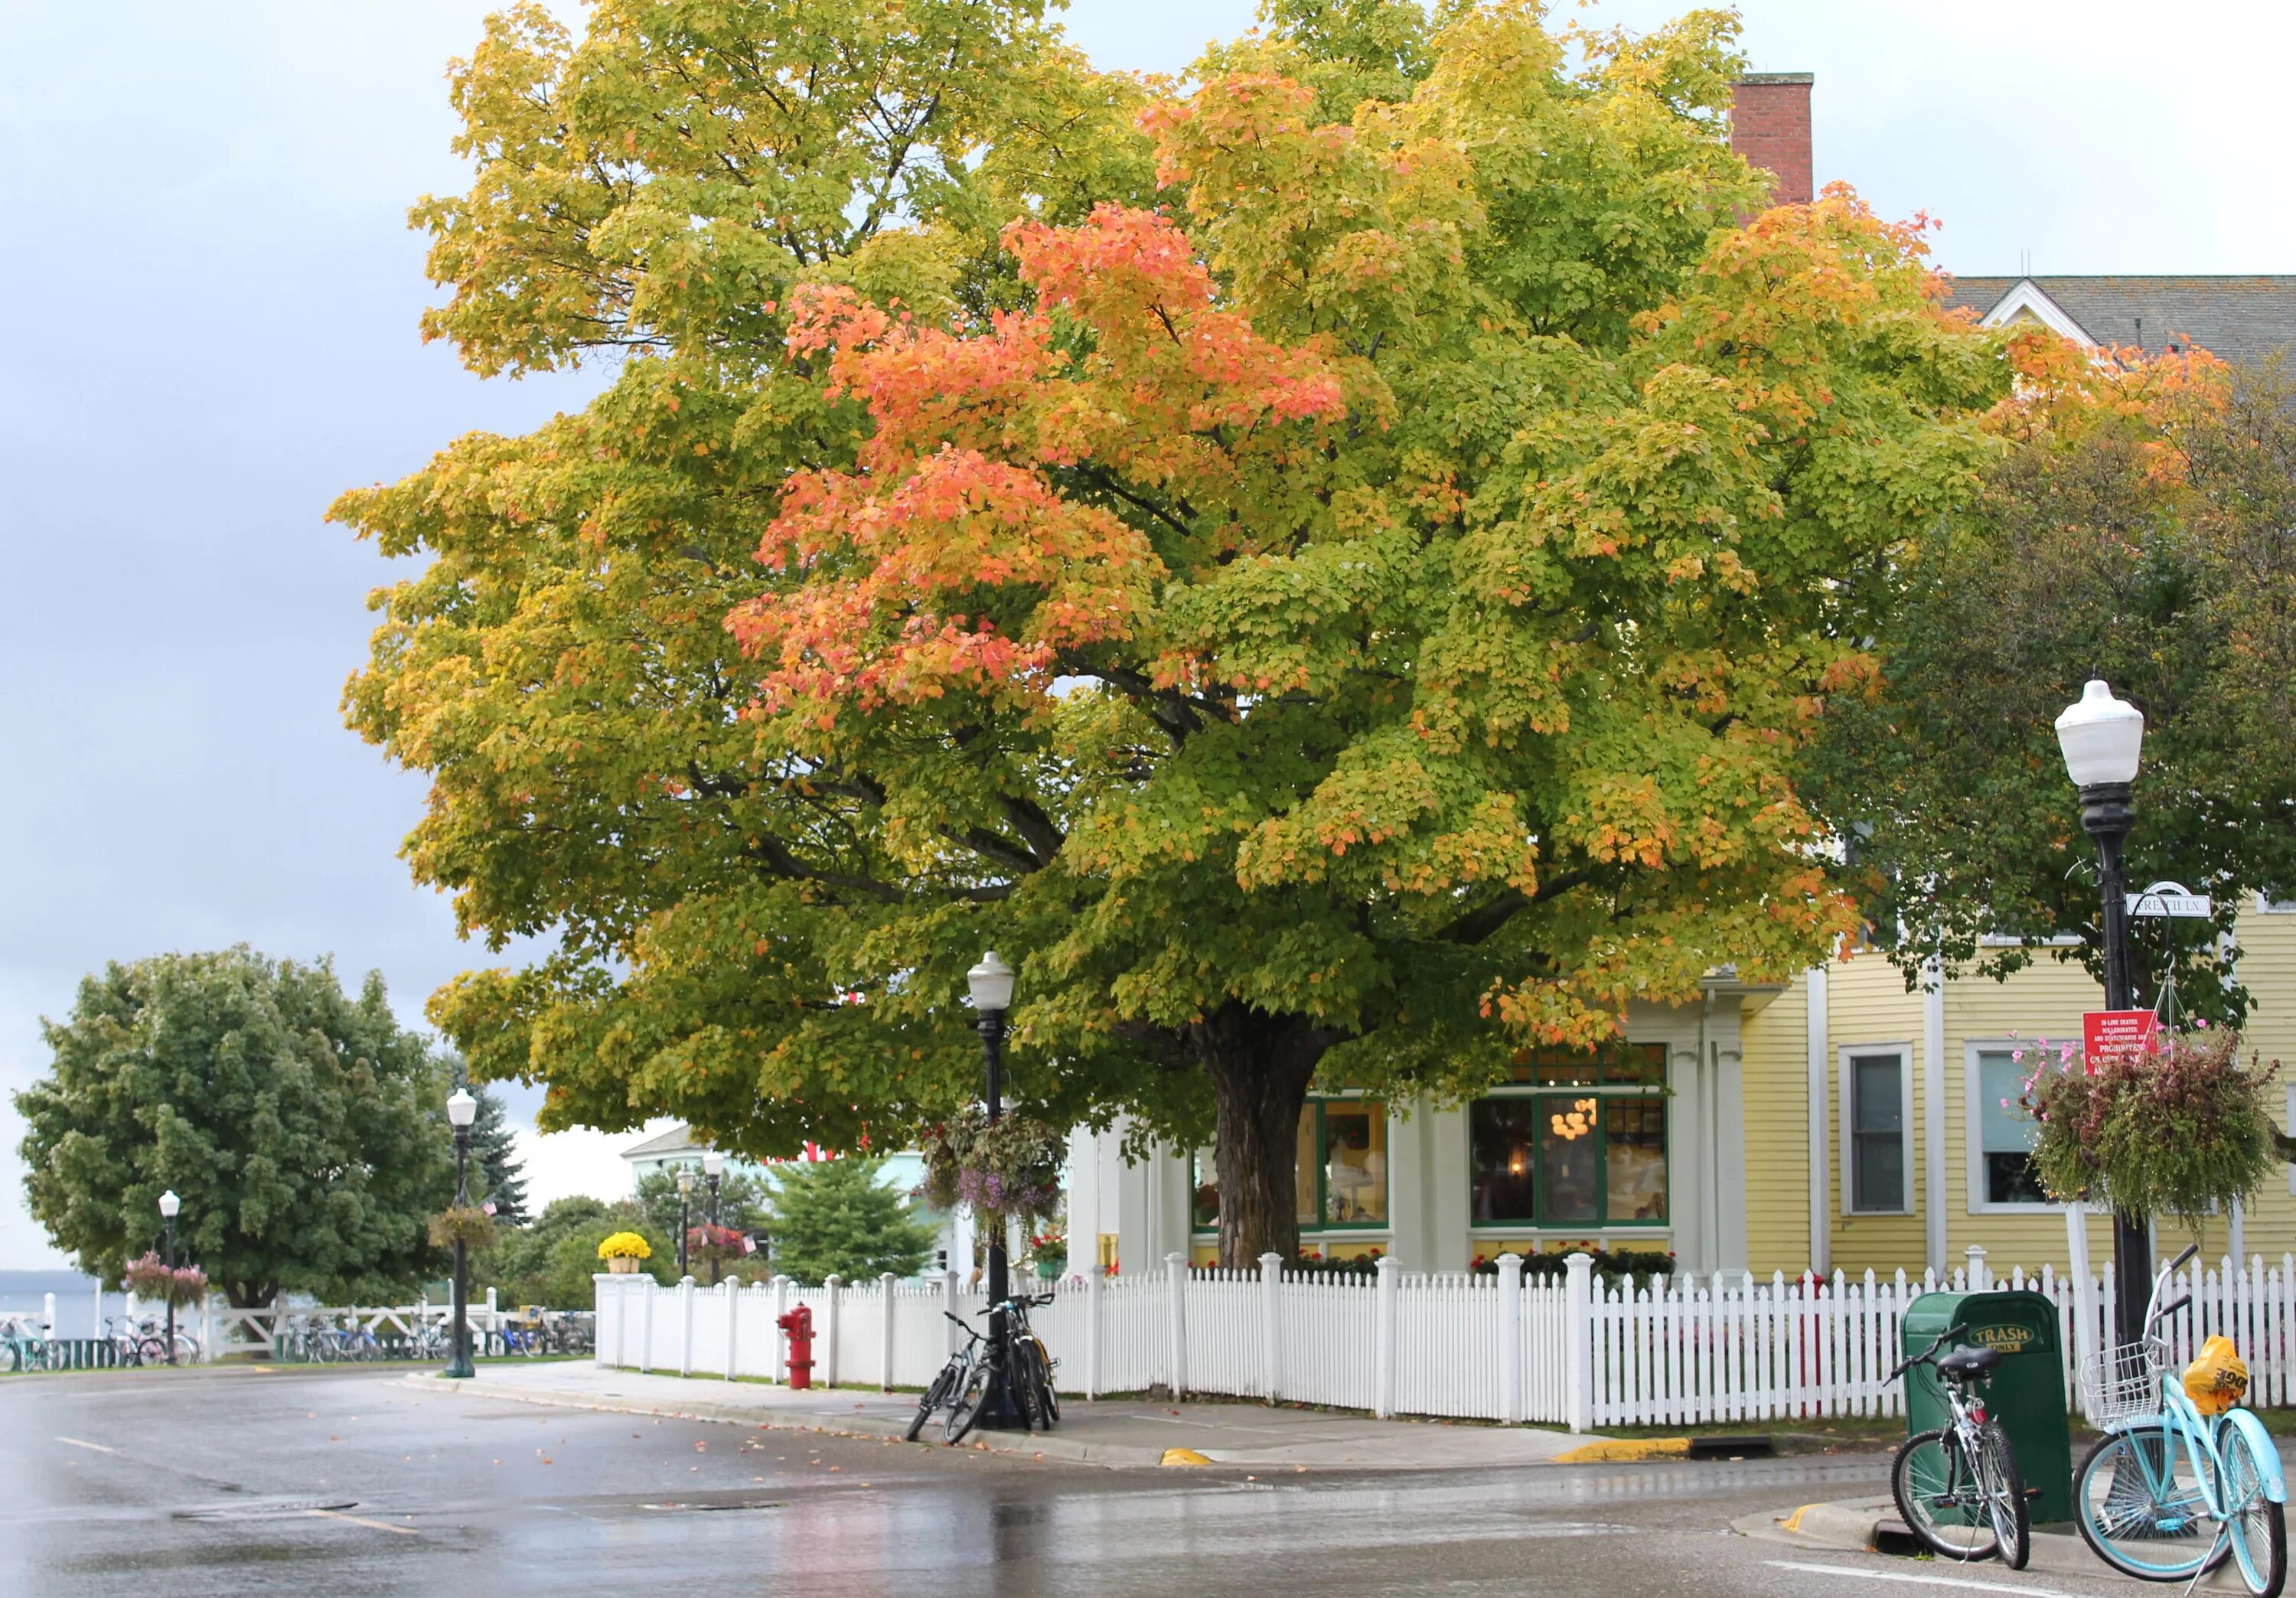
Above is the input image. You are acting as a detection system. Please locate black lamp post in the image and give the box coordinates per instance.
[967,950,1025,1430]
[445,1088,478,1379]
[676,1166,695,1279]
[157,1189,181,1365]
[702,1150,726,1287]
[2055,677,2151,1346]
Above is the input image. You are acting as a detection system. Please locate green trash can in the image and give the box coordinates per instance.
[1900,1289,2073,1525]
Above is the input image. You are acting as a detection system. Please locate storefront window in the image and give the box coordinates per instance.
[1468,1070,1668,1228]
[1321,1103,1387,1225]
[1469,1099,1541,1223]
[1192,1099,1390,1238]
[1191,1150,1220,1230]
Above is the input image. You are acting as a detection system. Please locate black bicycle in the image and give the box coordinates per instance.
[907,1313,987,1442]
[912,1295,1061,1443]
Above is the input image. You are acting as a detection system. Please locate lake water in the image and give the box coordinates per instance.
[0,1270,127,1339]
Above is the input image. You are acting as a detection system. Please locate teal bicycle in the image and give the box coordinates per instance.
[2075,1244,2288,1596]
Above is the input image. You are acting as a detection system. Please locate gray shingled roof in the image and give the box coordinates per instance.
[1941,276,2296,365]
[619,1123,698,1160]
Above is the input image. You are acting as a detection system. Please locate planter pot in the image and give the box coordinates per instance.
[606,1256,641,1274]
[1034,1258,1065,1280]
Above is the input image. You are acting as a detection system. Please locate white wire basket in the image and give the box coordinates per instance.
[2079,1342,2164,1427]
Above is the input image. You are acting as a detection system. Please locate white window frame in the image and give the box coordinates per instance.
[1965,1039,2062,1215]
[2256,891,2296,914]
[1840,1042,1915,1215]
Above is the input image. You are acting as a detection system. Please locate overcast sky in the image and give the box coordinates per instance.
[4,0,2292,1270]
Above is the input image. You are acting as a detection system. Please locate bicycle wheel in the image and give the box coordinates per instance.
[1012,1353,1043,1432]
[1893,1428,2001,1561]
[135,1335,170,1367]
[0,1340,19,1375]
[2076,1426,2220,1581]
[944,1358,990,1443]
[1032,1337,1060,1425]
[1973,1422,2031,1570]
[2217,1423,2288,1597]
[906,1366,954,1443]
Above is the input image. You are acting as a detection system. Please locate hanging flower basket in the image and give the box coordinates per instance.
[123,1252,208,1306]
[2022,1025,2281,1225]
[685,1223,748,1265]
[918,1108,1065,1230]
[427,1205,500,1252]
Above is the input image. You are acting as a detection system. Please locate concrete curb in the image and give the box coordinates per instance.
[405,1375,1173,1469]
[1737,1495,2261,1591]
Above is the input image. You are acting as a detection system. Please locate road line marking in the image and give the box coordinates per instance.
[55,1437,115,1453]
[1766,1560,2088,1596]
[304,1508,419,1536]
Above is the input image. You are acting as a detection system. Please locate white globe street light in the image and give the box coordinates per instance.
[157,1189,182,1364]
[444,1087,479,1378]
[2053,678,2145,788]
[2054,677,2149,1347]
[700,1150,726,1284]
[967,950,1016,1016]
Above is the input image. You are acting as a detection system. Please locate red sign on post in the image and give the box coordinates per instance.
[2082,1009,2159,1072]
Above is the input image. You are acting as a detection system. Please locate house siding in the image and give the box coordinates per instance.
[1741,977,1808,1275]
[1733,912,2296,1283]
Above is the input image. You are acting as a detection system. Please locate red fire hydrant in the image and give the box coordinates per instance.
[777,1303,814,1390]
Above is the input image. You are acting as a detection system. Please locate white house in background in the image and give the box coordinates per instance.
[618,1124,963,1279]
[1064,978,1782,1280]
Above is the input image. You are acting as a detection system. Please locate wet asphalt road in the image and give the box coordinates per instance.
[0,1364,2151,1596]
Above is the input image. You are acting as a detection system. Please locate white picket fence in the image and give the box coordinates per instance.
[200,1294,507,1358]
[595,1247,2296,1432]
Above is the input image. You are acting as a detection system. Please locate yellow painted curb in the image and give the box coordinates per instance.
[1781,1504,1814,1534]
[1551,1437,1691,1464]
[1160,1447,1214,1467]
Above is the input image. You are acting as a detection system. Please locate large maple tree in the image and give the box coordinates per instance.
[341,1,2019,1263]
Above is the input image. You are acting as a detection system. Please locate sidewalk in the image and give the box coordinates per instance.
[1735,1495,2260,1591]
[413,1361,1596,1471]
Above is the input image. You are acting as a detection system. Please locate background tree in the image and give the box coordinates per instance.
[1802,354,2296,1019]
[762,1156,936,1286]
[634,1164,768,1241]
[476,1195,677,1309]
[340,1,2018,1264]
[15,947,452,1306]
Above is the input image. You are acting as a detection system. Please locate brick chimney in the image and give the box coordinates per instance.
[1730,73,1813,206]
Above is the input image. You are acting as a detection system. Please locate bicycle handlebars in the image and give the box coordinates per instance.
[1888,1321,1971,1382]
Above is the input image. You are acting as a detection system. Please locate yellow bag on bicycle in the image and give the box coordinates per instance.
[2183,1335,2249,1415]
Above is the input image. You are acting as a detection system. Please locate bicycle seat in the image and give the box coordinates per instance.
[1937,1345,2002,1381]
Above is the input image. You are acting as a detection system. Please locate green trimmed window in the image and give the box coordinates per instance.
[1192,1098,1388,1234]
[1470,1045,1669,1227]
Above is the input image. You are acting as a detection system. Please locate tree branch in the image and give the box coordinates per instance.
[1436,869,1593,945]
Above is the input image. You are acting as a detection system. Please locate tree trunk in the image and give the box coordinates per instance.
[224,1280,277,1309]
[1192,1003,1346,1268]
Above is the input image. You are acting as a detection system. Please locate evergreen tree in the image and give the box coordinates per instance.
[468,1085,529,1226]
[763,1156,935,1287]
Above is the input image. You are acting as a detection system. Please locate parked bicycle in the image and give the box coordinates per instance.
[0,1314,52,1374]
[1889,1318,2031,1567]
[2074,1243,2288,1596]
[908,1312,987,1442]
[917,1294,1059,1444]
